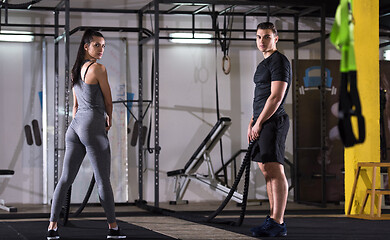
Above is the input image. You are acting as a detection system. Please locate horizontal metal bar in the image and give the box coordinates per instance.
[380,31,390,37]
[219,5,235,15]
[4,6,320,18]
[112,100,153,104]
[245,6,262,15]
[0,32,54,37]
[296,147,322,150]
[0,23,65,28]
[139,1,154,13]
[380,12,390,18]
[55,0,65,11]
[380,41,390,48]
[193,5,208,14]
[270,6,295,15]
[159,0,321,8]
[69,26,141,35]
[54,32,65,43]
[160,27,322,33]
[299,6,320,17]
[160,36,294,42]
[297,33,330,48]
[166,4,182,13]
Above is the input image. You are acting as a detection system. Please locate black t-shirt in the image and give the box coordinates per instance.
[252,51,291,122]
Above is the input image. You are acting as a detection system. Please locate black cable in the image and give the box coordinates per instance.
[207,141,254,225]
[147,52,154,153]
[71,175,96,217]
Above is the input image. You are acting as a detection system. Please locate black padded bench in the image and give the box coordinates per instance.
[167,117,232,204]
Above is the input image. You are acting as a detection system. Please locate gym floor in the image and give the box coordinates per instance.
[1,201,389,240]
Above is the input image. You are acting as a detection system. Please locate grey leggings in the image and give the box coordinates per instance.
[50,110,116,223]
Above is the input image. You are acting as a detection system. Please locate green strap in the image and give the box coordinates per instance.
[330,0,356,72]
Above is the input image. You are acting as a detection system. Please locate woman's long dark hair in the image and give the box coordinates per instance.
[71,29,104,86]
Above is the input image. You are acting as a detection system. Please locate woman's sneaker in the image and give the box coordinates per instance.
[47,229,60,240]
[251,217,287,237]
[107,227,126,239]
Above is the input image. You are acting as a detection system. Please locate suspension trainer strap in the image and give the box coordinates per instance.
[338,71,365,147]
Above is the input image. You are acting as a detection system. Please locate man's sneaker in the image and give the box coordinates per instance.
[47,229,60,240]
[107,227,126,239]
[251,217,287,237]
[250,215,270,233]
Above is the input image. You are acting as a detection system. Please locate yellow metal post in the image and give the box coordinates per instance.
[345,0,380,215]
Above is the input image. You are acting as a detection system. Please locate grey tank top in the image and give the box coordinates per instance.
[73,61,106,115]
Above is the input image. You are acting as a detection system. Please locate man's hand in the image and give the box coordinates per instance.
[247,124,253,143]
[251,122,262,141]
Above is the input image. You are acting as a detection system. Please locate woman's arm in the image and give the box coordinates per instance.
[72,88,78,119]
[90,63,113,131]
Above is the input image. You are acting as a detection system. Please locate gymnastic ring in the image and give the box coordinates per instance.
[222,55,231,75]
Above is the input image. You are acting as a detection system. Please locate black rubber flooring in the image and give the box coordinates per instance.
[205,216,390,240]
[0,219,175,240]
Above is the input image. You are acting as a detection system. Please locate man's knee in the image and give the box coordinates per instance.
[259,162,285,179]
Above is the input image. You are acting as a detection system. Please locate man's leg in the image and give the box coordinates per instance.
[259,162,288,224]
[259,162,274,217]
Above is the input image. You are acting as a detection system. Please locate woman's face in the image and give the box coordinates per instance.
[84,36,105,60]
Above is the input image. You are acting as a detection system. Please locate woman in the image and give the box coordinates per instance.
[47,29,126,239]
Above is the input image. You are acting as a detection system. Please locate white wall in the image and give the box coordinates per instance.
[0,10,344,204]
[0,41,44,203]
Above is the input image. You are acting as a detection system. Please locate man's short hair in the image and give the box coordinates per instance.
[257,22,278,36]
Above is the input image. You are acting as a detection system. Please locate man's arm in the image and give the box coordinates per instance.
[250,81,288,140]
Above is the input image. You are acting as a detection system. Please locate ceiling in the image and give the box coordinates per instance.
[4,0,390,31]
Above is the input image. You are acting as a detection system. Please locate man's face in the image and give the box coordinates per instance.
[256,28,278,53]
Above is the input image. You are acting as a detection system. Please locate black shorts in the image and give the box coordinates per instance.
[251,114,289,164]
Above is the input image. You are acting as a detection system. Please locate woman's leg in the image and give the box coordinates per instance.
[49,127,86,226]
[82,127,117,225]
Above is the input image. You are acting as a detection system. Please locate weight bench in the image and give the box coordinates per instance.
[167,117,244,204]
[0,170,17,212]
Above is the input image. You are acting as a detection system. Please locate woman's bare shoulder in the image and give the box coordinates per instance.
[89,62,107,74]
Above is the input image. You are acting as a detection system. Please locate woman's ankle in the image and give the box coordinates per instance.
[48,222,58,230]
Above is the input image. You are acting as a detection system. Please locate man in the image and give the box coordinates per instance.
[248,22,290,237]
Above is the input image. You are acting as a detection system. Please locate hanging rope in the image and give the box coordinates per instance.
[220,7,234,75]
[207,141,254,226]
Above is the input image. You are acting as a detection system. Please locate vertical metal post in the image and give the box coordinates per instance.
[4,0,8,24]
[320,3,327,207]
[293,14,299,202]
[192,13,195,37]
[266,2,270,22]
[243,15,246,39]
[154,0,160,208]
[124,38,129,203]
[138,10,144,203]
[54,10,59,189]
[42,37,48,204]
[64,0,70,132]
[0,3,2,31]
